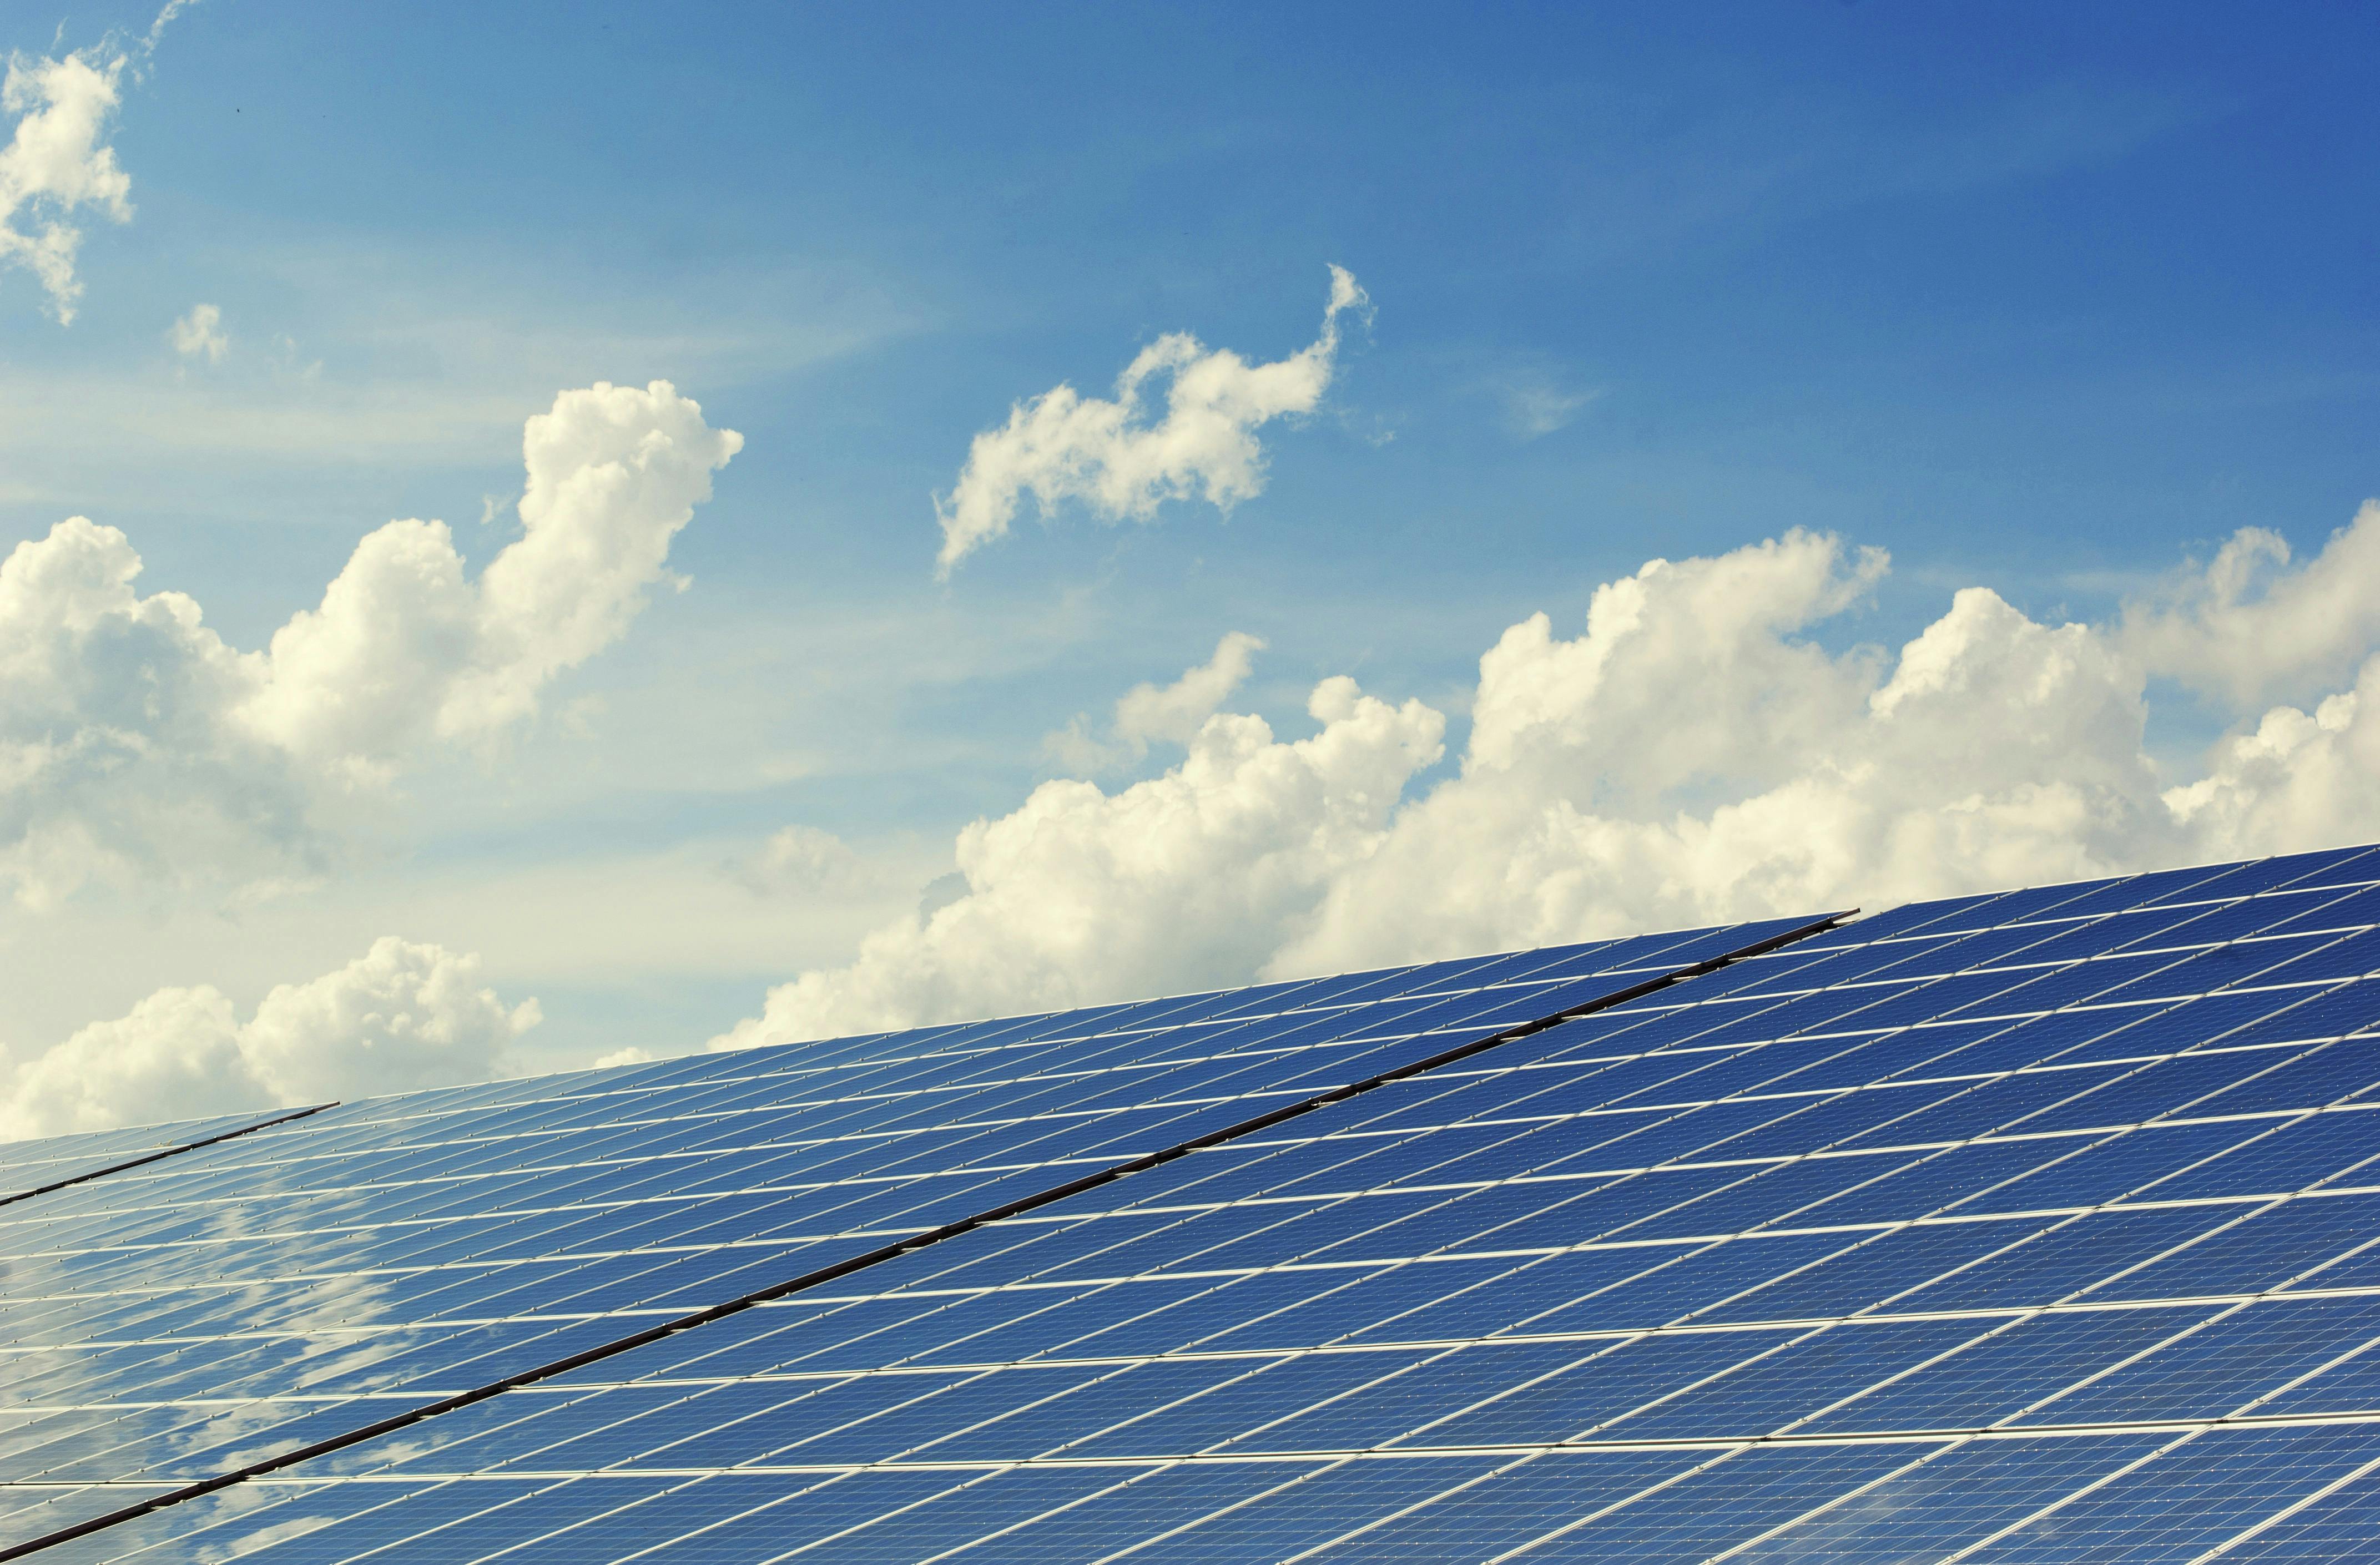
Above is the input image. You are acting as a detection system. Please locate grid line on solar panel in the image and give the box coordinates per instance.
[15,1410,2380,1501]
[0,932,1771,1213]
[0,915,1842,1561]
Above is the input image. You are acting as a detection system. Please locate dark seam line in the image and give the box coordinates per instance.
[3,912,1846,1559]
[0,1103,336,1214]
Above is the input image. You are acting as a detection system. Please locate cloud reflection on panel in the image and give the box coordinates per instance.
[729,504,2380,1046]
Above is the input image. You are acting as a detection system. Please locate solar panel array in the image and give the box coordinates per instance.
[0,916,1812,1558]
[5,846,2380,1562]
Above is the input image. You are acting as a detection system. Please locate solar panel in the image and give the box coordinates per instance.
[0,1108,325,1208]
[7,845,2380,1561]
[0,916,1822,1556]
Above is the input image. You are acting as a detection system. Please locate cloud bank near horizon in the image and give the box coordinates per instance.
[14,501,2380,1142]
[0,936,537,1140]
[724,502,2380,1047]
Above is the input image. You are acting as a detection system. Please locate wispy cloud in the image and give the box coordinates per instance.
[1499,367,1600,439]
[168,300,228,362]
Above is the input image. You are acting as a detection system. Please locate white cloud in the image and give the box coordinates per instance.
[0,0,208,324]
[1284,551,2174,972]
[0,936,537,1140]
[143,0,206,55]
[0,379,739,906]
[169,301,228,362]
[934,266,1370,575]
[2164,656,2380,861]
[725,508,2380,1044]
[0,48,134,322]
[1044,630,1266,773]
[715,676,1444,1046]
[2122,502,2380,711]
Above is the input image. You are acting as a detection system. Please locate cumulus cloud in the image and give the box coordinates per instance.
[2122,502,2380,710]
[1045,630,1267,773]
[0,936,537,1140]
[934,266,1370,575]
[0,379,739,906]
[726,509,2380,1046]
[0,48,135,322]
[169,300,228,361]
[715,676,1444,1045]
[1284,547,2174,972]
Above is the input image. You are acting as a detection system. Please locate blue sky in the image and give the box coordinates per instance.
[6,2,2380,1125]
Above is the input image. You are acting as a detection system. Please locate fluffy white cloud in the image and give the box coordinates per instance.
[1045,630,1267,773]
[934,266,1370,575]
[2165,655,2380,860]
[0,379,739,905]
[0,936,537,1140]
[2122,502,2380,710]
[0,49,134,322]
[729,509,2380,1044]
[717,675,1444,1046]
[169,301,228,362]
[1285,549,2175,972]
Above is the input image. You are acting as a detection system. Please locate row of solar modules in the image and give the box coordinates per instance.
[0,918,1815,1554]
[8,845,2380,1560]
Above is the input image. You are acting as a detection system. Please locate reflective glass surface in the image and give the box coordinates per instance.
[0,918,1799,1552]
[12,845,2380,1561]
[0,1109,321,1205]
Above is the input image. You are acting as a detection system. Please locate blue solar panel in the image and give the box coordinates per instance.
[0,917,1817,1556]
[6,846,2380,1561]
[0,1106,323,1206]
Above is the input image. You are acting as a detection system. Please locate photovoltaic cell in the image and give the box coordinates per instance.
[6,844,2380,1562]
